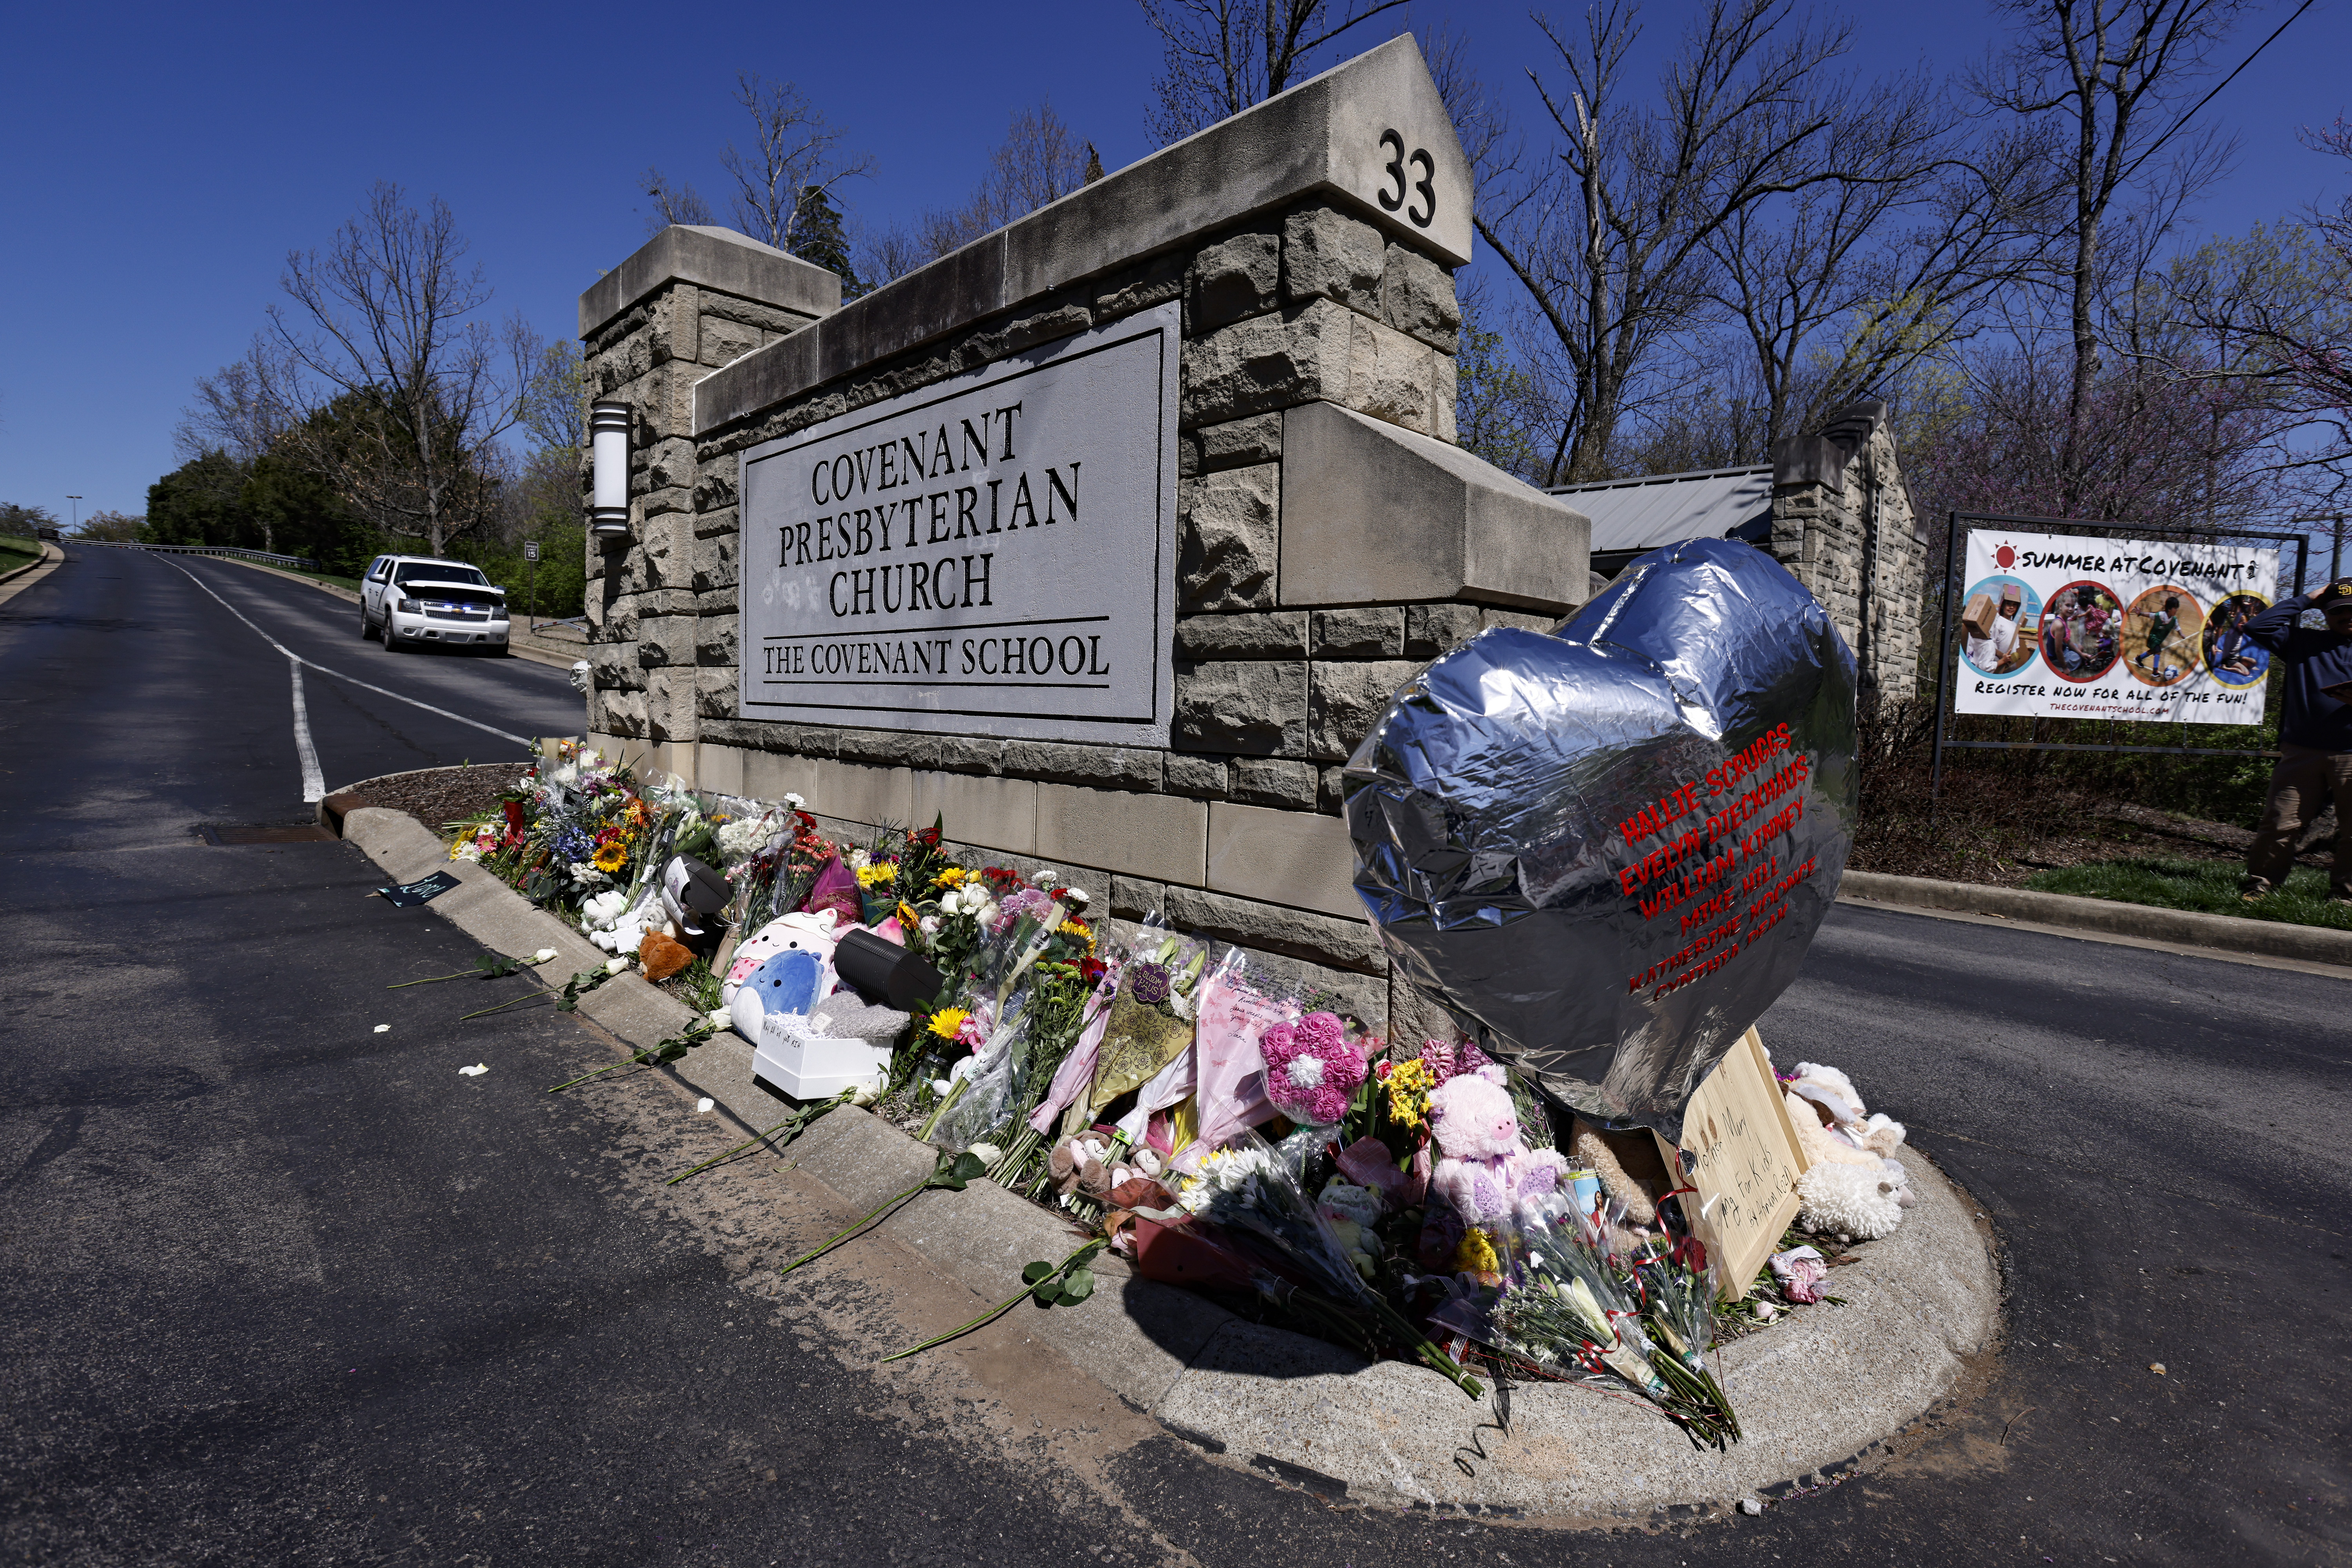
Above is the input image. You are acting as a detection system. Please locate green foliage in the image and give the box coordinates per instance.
[793,185,862,296]
[0,503,57,537]
[145,446,373,573]
[145,450,253,548]
[2025,857,2352,930]
[437,527,587,623]
[1454,293,1548,483]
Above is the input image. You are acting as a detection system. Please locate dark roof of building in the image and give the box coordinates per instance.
[1544,465,1773,555]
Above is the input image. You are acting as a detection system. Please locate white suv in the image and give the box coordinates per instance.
[359,555,512,652]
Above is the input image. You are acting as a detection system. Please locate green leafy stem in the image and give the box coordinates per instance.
[544,1017,715,1093]
[772,1151,988,1280]
[666,1089,853,1185]
[465,962,621,1022]
[881,1240,1107,1363]
[388,951,554,989]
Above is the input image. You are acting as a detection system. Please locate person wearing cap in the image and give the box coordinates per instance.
[2239,579,2352,904]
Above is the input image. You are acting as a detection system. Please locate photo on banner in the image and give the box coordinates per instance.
[1955,529,2277,725]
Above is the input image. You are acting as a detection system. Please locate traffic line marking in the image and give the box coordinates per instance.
[163,561,533,786]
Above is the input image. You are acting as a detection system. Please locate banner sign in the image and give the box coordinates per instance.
[737,303,1178,745]
[1954,528,2279,725]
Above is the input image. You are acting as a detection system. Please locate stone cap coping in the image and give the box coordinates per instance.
[1280,400,1592,612]
[580,225,844,339]
[339,775,2001,1517]
[693,35,1473,436]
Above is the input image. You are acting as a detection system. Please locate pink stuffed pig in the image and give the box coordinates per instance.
[1425,1068,1566,1225]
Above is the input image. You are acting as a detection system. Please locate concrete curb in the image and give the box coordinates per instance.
[338,797,2002,1517]
[0,540,65,606]
[1840,869,2352,969]
[206,551,587,672]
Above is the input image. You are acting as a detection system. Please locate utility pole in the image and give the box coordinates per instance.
[2332,515,2345,583]
[66,495,81,535]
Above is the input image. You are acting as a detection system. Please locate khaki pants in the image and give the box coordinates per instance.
[2244,744,2352,899]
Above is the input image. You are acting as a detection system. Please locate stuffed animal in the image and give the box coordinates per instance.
[724,909,846,1040]
[1796,1162,1905,1239]
[1782,1059,1912,1238]
[1567,1122,1661,1225]
[1425,1067,1567,1225]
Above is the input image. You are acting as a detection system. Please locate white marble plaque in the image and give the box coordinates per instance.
[737,304,1178,744]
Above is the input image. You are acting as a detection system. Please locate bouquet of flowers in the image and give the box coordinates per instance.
[1491,1203,1740,1449]
[1082,930,1208,1126]
[1176,1129,1483,1398]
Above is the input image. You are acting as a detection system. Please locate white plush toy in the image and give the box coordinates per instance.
[583,886,661,956]
[1783,1060,1913,1240]
[724,909,845,1041]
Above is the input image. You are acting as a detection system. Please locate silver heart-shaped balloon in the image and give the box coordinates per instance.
[1345,537,1857,1136]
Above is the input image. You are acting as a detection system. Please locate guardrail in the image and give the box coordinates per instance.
[75,541,323,570]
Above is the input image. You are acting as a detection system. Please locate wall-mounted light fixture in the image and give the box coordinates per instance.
[590,401,632,540]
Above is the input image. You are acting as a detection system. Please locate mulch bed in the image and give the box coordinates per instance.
[1850,773,2334,888]
[335,763,534,835]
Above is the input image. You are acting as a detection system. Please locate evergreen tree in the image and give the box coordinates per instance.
[791,184,863,297]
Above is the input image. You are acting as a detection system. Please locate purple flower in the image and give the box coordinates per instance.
[1419,1038,1457,1085]
[1127,961,1171,1005]
[1259,1012,1366,1125]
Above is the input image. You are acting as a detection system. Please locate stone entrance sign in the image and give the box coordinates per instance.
[739,305,1178,744]
[580,37,1594,1034]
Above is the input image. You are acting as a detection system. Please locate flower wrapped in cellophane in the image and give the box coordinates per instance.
[1176,1128,1483,1398]
[1492,1202,1740,1449]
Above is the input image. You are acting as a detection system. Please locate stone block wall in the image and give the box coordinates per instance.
[1769,400,1925,701]
[579,229,839,747]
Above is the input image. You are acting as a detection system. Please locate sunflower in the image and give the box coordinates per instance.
[592,842,628,873]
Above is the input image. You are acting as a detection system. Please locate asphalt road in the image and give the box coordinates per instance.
[2,547,2347,1566]
[2,545,581,820]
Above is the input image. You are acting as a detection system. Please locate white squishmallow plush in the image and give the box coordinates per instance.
[723,910,844,1040]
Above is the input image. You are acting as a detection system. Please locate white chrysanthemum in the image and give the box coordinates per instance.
[1033,870,1058,886]
[1286,1056,1327,1089]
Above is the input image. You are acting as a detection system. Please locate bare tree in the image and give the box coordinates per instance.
[717,73,874,254]
[859,103,1094,283]
[1976,0,2257,501]
[1477,0,1909,483]
[1140,0,1412,143]
[639,167,715,234]
[267,183,538,556]
[176,353,288,466]
[1702,103,2063,448]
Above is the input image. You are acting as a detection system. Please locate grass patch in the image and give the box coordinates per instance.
[2024,856,2351,931]
[0,536,44,571]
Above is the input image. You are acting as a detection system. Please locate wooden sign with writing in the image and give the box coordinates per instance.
[1650,1029,1809,1300]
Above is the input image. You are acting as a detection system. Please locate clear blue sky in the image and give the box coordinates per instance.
[3,0,2345,524]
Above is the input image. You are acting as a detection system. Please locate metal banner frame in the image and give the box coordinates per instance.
[1929,511,2314,801]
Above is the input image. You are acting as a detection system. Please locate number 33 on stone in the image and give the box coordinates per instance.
[1377,130,1436,228]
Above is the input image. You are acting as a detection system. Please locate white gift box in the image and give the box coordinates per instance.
[752,1010,891,1100]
